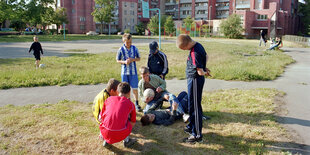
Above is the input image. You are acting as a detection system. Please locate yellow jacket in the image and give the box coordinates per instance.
[92,89,110,124]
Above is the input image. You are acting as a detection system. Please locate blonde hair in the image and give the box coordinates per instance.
[176,34,193,49]
[122,33,132,42]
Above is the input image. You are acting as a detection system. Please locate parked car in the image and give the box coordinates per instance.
[86,31,99,36]
[117,32,124,35]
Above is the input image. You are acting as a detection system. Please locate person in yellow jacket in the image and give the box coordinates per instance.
[92,78,121,124]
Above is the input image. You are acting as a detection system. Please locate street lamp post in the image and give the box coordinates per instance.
[208,5,212,37]
[62,0,66,39]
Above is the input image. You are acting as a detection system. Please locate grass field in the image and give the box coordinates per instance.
[0,39,295,89]
[0,88,296,154]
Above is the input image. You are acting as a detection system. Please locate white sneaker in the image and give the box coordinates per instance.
[183,114,190,123]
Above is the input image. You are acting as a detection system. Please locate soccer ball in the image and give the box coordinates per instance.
[39,64,45,68]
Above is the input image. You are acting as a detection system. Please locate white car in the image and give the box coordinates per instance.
[86,31,99,36]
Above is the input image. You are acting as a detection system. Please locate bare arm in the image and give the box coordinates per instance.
[197,68,211,77]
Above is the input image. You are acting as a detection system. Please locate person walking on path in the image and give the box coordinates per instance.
[259,30,267,47]
[148,41,169,79]
[176,34,211,144]
[28,36,44,69]
[116,33,142,112]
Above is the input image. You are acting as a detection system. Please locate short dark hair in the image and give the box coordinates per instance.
[106,78,120,92]
[139,66,149,74]
[140,115,151,126]
[117,82,131,94]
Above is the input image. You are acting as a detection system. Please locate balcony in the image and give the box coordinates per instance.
[179,0,192,4]
[180,14,191,19]
[216,13,229,19]
[166,9,177,12]
[216,0,229,2]
[216,6,229,10]
[195,14,207,19]
[165,2,177,5]
[180,7,192,11]
[195,5,207,10]
[195,0,208,2]
[236,3,250,9]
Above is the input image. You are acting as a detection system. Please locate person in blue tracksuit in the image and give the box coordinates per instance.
[148,41,168,79]
[176,34,211,144]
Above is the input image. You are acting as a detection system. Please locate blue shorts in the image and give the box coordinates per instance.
[121,74,138,89]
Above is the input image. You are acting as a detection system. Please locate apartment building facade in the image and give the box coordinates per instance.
[59,0,139,34]
[165,0,299,37]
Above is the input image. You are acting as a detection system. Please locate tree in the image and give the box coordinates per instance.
[0,0,18,28]
[135,22,145,35]
[164,16,175,36]
[183,15,194,27]
[147,15,166,35]
[299,0,310,35]
[219,14,244,39]
[92,0,115,35]
[24,0,55,27]
[52,7,68,34]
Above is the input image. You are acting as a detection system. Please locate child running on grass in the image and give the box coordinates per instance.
[28,36,43,69]
[116,33,142,112]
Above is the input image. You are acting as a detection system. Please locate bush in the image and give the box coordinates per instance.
[60,29,68,34]
[124,29,130,34]
[220,14,244,39]
[47,29,57,35]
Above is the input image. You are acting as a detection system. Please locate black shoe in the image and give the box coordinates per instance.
[184,127,191,134]
[202,115,211,120]
[123,138,137,148]
[135,104,142,112]
[183,135,203,144]
[103,140,111,148]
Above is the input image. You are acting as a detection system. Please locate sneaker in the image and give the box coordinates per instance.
[135,105,142,112]
[184,127,191,134]
[202,115,211,120]
[102,140,111,148]
[183,135,203,144]
[183,114,190,123]
[123,138,137,148]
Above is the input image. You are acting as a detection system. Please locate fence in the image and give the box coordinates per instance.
[175,23,209,37]
[283,35,310,46]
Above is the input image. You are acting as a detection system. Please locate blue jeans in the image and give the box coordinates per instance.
[143,91,168,113]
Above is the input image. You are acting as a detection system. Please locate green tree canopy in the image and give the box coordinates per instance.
[135,22,146,35]
[91,0,115,35]
[219,14,244,39]
[299,0,310,35]
[52,7,68,34]
[164,16,175,36]
[183,15,194,27]
[147,15,166,35]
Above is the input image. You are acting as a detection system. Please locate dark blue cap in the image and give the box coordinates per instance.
[149,41,158,54]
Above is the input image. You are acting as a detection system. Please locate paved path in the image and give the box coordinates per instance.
[0,44,309,153]
[0,39,175,58]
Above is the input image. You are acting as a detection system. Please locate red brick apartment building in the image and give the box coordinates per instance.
[59,0,299,37]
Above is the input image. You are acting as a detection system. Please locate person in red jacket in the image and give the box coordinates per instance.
[99,82,137,148]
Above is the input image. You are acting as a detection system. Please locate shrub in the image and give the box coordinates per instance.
[220,14,244,39]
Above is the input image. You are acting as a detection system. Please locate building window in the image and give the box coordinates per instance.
[125,18,127,22]
[80,17,86,22]
[124,2,127,7]
[257,14,267,20]
[80,25,85,30]
[132,18,134,23]
[182,10,190,15]
[131,10,135,15]
[240,15,244,26]
[72,9,75,13]
[72,0,75,4]
[124,10,127,15]
[255,0,262,10]
[131,2,134,8]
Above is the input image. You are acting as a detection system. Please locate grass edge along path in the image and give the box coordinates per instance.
[0,40,295,89]
[0,88,298,154]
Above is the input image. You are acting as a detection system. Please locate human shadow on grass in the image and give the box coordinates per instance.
[205,111,310,127]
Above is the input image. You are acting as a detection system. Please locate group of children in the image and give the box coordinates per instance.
[92,33,211,148]
[259,30,283,50]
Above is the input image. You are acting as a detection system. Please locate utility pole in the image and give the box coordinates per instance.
[208,5,212,37]
[62,0,66,39]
